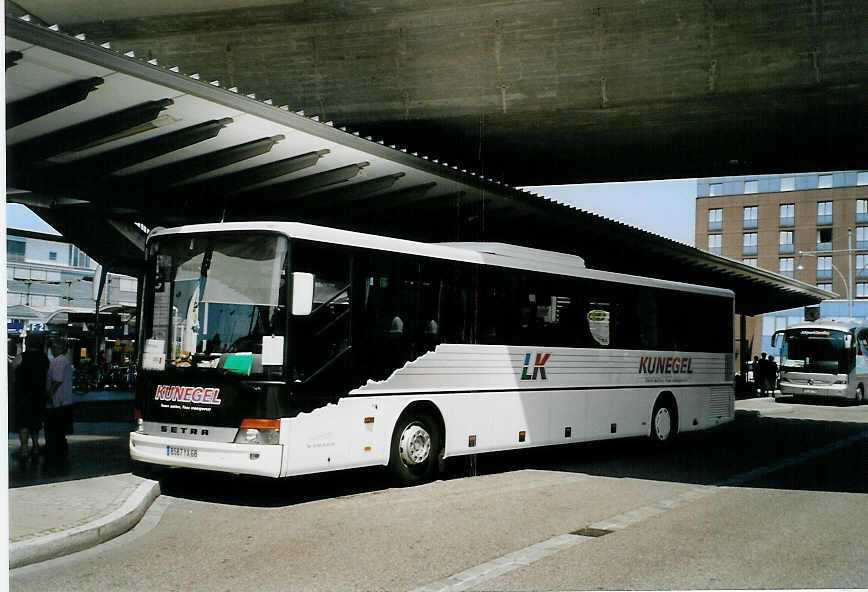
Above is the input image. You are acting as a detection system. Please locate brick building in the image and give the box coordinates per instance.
[696,170,868,360]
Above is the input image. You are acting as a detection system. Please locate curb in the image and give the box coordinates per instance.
[10,479,161,569]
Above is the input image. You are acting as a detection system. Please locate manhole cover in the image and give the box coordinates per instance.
[570,527,613,538]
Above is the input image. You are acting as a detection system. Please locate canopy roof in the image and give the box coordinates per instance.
[5,16,833,316]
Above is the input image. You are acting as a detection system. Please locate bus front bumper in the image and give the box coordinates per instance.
[778,382,851,400]
[129,432,284,477]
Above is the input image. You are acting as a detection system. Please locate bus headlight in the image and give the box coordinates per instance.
[234,419,280,445]
[835,375,848,384]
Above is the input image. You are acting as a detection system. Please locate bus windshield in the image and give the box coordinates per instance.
[779,329,852,374]
[142,232,288,374]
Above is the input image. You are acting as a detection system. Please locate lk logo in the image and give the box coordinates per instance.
[521,353,551,380]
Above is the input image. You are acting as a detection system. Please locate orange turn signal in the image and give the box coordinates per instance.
[240,418,280,430]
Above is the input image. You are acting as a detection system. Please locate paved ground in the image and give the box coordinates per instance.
[9,398,868,591]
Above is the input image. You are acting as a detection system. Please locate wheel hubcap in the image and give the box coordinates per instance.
[654,408,671,441]
[399,424,431,466]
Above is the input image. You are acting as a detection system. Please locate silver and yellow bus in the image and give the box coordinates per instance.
[773,319,868,404]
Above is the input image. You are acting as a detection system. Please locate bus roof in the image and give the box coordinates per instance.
[780,319,867,333]
[149,221,734,299]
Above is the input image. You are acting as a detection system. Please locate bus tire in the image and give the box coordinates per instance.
[388,410,441,486]
[650,395,677,445]
[856,385,864,405]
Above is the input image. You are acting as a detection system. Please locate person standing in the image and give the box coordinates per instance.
[45,339,74,461]
[767,355,779,396]
[758,352,770,396]
[14,336,50,458]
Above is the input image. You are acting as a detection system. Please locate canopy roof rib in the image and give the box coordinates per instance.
[5,15,833,312]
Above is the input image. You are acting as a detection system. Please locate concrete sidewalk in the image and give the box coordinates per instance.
[9,473,160,568]
[8,418,160,569]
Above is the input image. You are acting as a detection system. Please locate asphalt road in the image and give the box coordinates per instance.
[12,398,868,591]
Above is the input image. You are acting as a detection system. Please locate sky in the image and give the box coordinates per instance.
[5,179,698,245]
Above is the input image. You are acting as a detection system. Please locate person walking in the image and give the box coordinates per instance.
[757,352,770,396]
[45,338,74,461]
[14,336,50,458]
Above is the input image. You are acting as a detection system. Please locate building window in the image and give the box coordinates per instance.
[29,294,46,307]
[743,206,758,230]
[44,296,60,308]
[818,174,833,189]
[779,231,794,254]
[817,228,833,250]
[7,239,25,262]
[71,246,90,268]
[779,257,794,278]
[709,183,723,196]
[119,278,137,293]
[30,269,46,281]
[779,203,794,227]
[707,234,722,255]
[743,232,758,256]
[744,180,759,194]
[707,208,722,231]
[857,199,868,223]
[858,172,868,186]
[857,227,868,250]
[8,293,22,306]
[817,201,833,225]
[817,282,832,292]
[857,254,868,279]
[49,251,57,261]
[780,176,795,191]
[857,283,868,298]
[743,258,757,267]
[816,255,833,281]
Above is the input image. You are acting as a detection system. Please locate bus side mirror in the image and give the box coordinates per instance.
[292,272,315,316]
[771,333,779,348]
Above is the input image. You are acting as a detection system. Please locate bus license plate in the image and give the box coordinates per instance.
[166,445,198,458]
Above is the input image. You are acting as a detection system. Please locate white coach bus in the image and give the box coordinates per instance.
[772,319,868,404]
[130,222,735,484]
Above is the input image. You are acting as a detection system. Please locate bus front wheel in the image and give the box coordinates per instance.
[388,411,441,486]
[650,397,677,445]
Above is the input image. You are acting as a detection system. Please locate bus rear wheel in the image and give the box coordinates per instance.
[650,397,677,445]
[388,410,441,486]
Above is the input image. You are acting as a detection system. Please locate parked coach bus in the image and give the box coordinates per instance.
[772,320,868,404]
[131,222,735,484]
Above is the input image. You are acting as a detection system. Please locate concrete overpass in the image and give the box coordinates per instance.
[8,0,867,186]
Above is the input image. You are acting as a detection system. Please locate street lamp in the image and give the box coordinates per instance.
[796,227,856,319]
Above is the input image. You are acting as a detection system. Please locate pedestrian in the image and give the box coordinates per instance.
[14,336,50,459]
[752,355,760,395]
[767,355,779,396]
[758,352,769,396]
[45,338,75,461]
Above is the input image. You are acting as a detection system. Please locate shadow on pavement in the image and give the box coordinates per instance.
[492,408,868,495]
[8,422,135,488]
[29,402,862,508]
